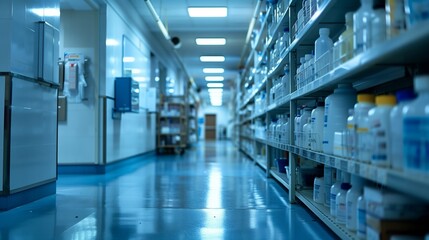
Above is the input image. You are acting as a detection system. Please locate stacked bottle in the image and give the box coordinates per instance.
[368,95,397,167]
[354,94,375,162]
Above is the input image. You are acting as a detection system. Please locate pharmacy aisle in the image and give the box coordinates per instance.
[237,0,429,239]
[0,141,336,239]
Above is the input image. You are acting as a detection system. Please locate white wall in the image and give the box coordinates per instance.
[104,4,158,163]
[58,10,99,164]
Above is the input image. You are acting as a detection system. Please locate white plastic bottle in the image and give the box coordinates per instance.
[283,115,290,145]
[324,166,335,207]
[323,84,357,154]
[296,57,306,89]
[354,94,375,162]
[346,175,365,231]
[368,95,396,167]
[310,102,325,151]
[336,183,352,224]
[389,89,416,170]
[313,177,325,204]
[294,109,302,146]
[403,75,429,173]
[299,108,312,147]
[357,195,366,239]
[303,117,312,149]
[282,65,290,98]
[303,54,314,86]
[346,109,356,159]
[330,170,342,216]
[353,0,375,55]
[314,28,333,78]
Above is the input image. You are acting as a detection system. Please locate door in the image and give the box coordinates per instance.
[205,114,216,140]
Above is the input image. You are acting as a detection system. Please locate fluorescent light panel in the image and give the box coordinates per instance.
[203,68,224,74]
[188,7,227,17]
[196,38,226,45]
[208,88,223,93]
[205,76,224,81]
[200,56,225,62]
[207,83,224,88]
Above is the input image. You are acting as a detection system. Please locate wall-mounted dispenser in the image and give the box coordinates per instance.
[114,77,139,117]
[62,53,88,102]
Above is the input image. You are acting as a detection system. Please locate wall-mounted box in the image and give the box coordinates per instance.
[114,77,139,112]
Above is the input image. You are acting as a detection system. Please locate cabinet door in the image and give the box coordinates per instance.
[9,77,57,191]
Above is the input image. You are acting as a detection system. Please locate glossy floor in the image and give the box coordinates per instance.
[0,141,337,239]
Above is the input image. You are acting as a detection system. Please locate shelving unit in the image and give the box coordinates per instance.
[156,96,187,154]
[237,0,429,239]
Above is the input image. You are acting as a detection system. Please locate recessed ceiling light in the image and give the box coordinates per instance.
[205,76,224,81]
[200,56,225,62]
[207,83,224,88]
[208,88,223,93]
[203,68,224,74]
[188,7,227,18]
[196,38,226,45]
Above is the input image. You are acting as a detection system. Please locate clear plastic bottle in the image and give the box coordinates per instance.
[330,170,342,216]
[368,95,396,167]
[281,28,290,57]
[339,12,354,63]
[386,0,406,39]
[313,177,325,204]
[282,115,290,144]
[354,94,375,162]
[403,75,429,174]
[357,195,366,239]
[371,5,387,48]
[281,65,290,99]
[336,182,352,224]
[346,175,365,231]
[310,102,325,151]
[315,28,333,78]
[353,0,375,55]
[275,115,283,143]
[389,89,416,170]
[323,84,357,154]
[303,54,314,87]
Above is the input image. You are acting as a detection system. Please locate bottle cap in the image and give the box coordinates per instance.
[357,93,375,103]
[341,182,352,191]
[319,28,330,36]
[395,89,416,103]
[375,95,396,105]
[414,75,429,92]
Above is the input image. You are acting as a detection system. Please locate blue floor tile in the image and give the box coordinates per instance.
[0,141,337,239]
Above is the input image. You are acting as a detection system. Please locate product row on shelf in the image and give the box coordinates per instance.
[237,0,429,239]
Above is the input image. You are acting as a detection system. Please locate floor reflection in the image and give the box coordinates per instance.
[0,141,337,240]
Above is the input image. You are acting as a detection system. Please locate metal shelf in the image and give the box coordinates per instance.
[272,144,429,202]
[270,168,290,190]
[296,190,358,240]
[240,77,267,109]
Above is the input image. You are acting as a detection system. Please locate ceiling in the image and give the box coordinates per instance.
[60,0,258,105]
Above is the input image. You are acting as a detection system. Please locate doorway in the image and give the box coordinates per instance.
[204,114,216,140]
